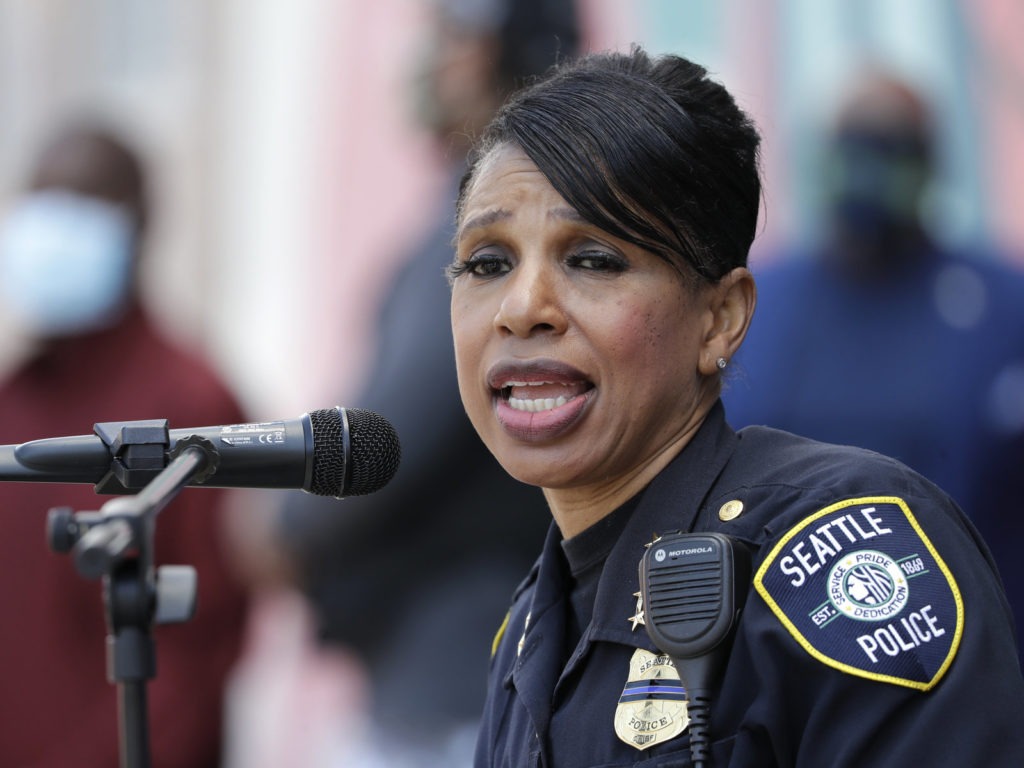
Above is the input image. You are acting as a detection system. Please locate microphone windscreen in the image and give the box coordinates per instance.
[308,407,401,497]
[345,408,401,496]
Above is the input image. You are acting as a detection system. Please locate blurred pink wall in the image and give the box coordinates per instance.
[192,0,1023,412]
[973,0,1024,262]
[305,0,641,404]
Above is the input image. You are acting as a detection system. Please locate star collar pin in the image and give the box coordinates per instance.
[629,591,645,631]
[644,533,663,549]
[517,611,532,657]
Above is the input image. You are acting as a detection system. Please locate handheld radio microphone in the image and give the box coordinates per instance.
[638,532,750,768]
[0,407,401,498]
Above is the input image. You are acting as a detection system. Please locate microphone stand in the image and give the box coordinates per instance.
[46,420,218,768]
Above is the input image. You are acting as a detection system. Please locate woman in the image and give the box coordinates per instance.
[448,48,1024,766]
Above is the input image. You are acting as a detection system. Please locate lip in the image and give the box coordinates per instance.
[486,358,594,442]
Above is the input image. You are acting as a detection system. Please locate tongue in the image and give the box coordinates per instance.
[509,382,588,400]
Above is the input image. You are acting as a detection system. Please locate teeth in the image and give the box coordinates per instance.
[508,395,569,413]
[503,380,548,387]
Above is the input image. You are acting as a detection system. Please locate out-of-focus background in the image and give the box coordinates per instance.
[4,0,1020,419]
[2,1,1023,766]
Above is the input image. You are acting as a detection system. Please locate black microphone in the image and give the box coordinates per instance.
[0,407,401,498]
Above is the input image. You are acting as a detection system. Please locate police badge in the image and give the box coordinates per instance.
[614,648,689,750]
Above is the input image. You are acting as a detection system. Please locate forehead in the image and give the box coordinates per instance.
[460,144,562,214]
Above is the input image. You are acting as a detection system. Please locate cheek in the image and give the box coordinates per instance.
[607,299,687,365]
[451,298,487,393]
[611,313,659,361]
[642,309,672,353]
[452,337,488,430]
[606,305,699,400]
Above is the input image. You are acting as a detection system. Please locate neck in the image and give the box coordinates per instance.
[544,456,671,539]
[545,397,715,539]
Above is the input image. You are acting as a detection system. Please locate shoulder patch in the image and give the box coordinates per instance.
[754,496,963,690]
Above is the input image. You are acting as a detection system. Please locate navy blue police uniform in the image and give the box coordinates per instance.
[475,401,1024,767]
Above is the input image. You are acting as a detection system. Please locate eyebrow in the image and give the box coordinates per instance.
[457,209,512,241]
[458,206,587,241]
[550,207,587,224]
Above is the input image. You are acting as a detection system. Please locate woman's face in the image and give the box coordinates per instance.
[450,144,721,502]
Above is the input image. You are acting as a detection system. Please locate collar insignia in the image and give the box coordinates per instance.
[516,611,531,657]
[629,591,645,631]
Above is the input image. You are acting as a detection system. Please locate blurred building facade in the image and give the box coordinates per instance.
[3,0,1021,419]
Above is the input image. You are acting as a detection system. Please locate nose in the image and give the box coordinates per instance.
[493,260,567,338]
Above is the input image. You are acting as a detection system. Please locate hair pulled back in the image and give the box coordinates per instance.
[459,47,762,282]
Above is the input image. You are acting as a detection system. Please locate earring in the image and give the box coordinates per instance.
[716,357,728,370]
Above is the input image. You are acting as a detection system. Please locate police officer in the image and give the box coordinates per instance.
[447,47,1024,766]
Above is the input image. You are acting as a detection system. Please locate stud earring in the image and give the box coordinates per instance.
[716,357,728,370]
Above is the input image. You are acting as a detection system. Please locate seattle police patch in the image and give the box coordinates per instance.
[754,496,963,690]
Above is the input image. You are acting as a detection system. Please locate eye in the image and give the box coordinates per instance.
[566,248,628,274]
[447,251,511,281]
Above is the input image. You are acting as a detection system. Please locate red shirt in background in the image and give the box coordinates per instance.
[0,305,250,768]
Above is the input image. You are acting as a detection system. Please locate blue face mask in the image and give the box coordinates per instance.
[824,128,929,240]
[0,190,134,337]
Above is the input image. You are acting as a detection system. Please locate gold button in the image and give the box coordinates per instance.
[719,499,744,521]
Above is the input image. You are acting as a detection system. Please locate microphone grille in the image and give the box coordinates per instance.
[308,407,401,497]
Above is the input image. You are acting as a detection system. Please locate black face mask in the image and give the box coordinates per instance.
[823,127,931,264]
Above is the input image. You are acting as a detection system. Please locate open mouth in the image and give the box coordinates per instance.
[498,380,594,413]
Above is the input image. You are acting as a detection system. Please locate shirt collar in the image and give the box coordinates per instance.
[587,401,738,649]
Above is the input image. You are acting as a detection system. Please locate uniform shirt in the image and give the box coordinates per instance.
[475,401,1024,767]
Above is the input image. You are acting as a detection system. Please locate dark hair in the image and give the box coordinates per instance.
[31,122,149,236]
[458,47,762,282]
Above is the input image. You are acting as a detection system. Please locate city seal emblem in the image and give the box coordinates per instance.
[614,648,689,751]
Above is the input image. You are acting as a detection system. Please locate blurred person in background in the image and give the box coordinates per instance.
[272,0,581,764]
[0,122,250,767]
[723,70,1024,660]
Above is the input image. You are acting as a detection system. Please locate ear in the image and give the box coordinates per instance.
[698,267,756,376]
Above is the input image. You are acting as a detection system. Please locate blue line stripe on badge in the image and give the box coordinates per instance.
[620,679,687,702]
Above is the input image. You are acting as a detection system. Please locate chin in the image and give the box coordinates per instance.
[488,442,579,491]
